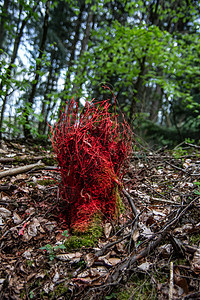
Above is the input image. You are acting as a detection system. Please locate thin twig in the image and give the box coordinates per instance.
[122,188,138,217]
[169,261,174,300]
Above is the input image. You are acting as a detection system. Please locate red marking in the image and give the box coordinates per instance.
[49,90,132,230]
[18,222,28,236]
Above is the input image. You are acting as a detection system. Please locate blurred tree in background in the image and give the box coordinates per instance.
[0,0,199,147]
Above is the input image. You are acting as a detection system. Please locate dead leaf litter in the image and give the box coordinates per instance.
[0,141,200,299]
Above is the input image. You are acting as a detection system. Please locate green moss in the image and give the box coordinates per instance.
[20,290,26,299]
[64,235,94,250]
[115,186,124,216]
[27,182,36,187]
[27,179,55,188]
[65,214,103,250]
[26,259,35,268]
[42,157,56,165]
[51,282,69,298]
[189,232,200,245]
[37,179,55,186]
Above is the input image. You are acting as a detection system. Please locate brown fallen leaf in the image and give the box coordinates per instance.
[137,261,151,272]
[191,248,200,274]
[77,266,108,279]
[27,218,41,237]
[85,253,96,267]
[0,207,11,218]
[116,240,126,253]
[104,222,112,238]
[12,212,22,224]
[56,252,82,262]
[174,266,189,294]
[158,244,172,258]
[132,228,139,243]
[107,257,121,266]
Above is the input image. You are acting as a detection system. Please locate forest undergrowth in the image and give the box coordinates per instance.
[0,140,200,299]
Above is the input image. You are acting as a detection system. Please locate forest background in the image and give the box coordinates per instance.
[0,0,200,148]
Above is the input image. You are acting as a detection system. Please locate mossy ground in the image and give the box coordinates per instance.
[106,273,157,300]
[65,214,104,250]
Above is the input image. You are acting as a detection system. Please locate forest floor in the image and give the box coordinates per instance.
[0,140,200,300]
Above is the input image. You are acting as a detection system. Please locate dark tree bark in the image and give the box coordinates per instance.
[0,0,40,140]
[38,47,55,135]
[71,7,94,99]
[63,2,85,95]
[24,0,50,138]
[80,9,94,56]
[129,56,146,122]
[0,0,10,51]
[68,3,85,68]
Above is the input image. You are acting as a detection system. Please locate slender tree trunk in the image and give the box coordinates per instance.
[24,0,50,138]
[0,1,39,140]
[80,10,94,56]
[129,56,146,122]
[59,3,86,113]
[65,3,85,83]
[149,85,163,122]
[71,8,94,99]
[0,0,10,50]
[38,48,55,134]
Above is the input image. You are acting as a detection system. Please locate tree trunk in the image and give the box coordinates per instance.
[24,0,50,139]
[62,2,85,103]
[0,0,40,140]
[80,10,94,56]
[38,48,55,134]
[0,0,10,51]
[66,3,85,76]
[71,8,94,99]
[129,56,146,122]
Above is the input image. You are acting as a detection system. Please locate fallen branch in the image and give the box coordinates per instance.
[0,155,52,163]
[122,188,138,217]
[0,160,44,178]
[0,184,18,191]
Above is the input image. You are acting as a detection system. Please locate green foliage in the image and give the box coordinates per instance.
[172,147,189,159]
[193,182,200,196]
[40,230,68,260]
[141,120,200,148]
[0,0,200,147]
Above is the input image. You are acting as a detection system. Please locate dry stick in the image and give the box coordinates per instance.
[169,261,174,300]
[0,155,52,163]
[95,210,144,258]
[122,188,138,217]
[0,184,17,191]
[122,188,140,254]
[0,160,44,178]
